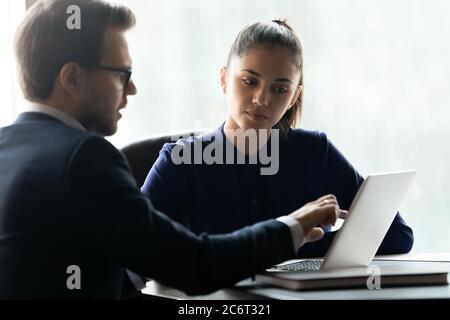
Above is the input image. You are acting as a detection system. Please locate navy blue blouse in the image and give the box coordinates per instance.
[142,125,414,257]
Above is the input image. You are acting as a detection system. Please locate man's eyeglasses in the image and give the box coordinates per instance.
[94,65,132,89]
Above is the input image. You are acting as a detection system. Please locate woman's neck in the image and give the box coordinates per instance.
[223,118,271,156]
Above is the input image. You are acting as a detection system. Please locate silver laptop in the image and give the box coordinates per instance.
[267,170,417,273]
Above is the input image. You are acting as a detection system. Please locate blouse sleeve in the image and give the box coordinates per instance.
[141,142,189,225]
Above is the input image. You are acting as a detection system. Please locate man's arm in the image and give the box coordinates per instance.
[68,135,296,295]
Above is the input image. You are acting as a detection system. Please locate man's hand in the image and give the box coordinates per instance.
[288,194,348,243]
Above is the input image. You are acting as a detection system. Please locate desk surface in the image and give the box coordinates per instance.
[142,253,450,300]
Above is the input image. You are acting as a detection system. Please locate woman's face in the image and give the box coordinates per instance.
[221,46,302,132]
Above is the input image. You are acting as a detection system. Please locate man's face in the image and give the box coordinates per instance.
[78,27,137,136]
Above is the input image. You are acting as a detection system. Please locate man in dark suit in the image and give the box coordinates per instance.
[0,0,341,299]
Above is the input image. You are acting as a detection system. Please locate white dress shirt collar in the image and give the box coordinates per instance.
[26,102,86,132]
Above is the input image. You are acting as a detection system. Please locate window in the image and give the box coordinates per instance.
[3,0,449,253]
[113,0,450,253]
[0,0,25,127]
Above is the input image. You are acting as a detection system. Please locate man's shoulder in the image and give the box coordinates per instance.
[2,115,121,166]
[40,124,117,159]
[27,117,118,155]
[70,134,122,163]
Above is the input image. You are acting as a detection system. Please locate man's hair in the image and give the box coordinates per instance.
[15,0,135,101]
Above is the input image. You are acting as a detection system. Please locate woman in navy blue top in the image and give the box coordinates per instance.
[142,20,413,257]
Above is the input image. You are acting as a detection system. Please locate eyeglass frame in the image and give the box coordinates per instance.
[91,65,133,89]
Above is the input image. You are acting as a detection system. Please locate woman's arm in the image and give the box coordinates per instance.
[141,142,189,224]
[298,132,414,257]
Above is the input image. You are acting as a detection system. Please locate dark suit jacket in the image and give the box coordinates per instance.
[0,112,294,299]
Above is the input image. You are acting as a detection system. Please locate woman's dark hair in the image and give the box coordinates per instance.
[225,19,304,135]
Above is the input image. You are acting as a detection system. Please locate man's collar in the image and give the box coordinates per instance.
[25,102,86,132]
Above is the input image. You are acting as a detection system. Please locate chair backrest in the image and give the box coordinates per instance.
[120,132,195,187]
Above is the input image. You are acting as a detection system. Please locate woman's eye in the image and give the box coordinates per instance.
[273,87,288,94]
[242,78,255,86]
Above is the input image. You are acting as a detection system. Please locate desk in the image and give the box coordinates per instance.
[142,253,450,300]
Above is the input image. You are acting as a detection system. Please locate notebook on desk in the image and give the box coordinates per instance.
[256,260,450,290]
[256,170,450,290]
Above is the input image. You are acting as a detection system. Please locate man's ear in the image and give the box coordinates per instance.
[288,85,303,109]
[58,63,85,95]
[220,66,228,94]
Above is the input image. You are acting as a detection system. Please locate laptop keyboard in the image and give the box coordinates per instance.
[267,259,323,272]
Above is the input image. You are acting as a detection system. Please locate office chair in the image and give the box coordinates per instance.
[120,132,195,187]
